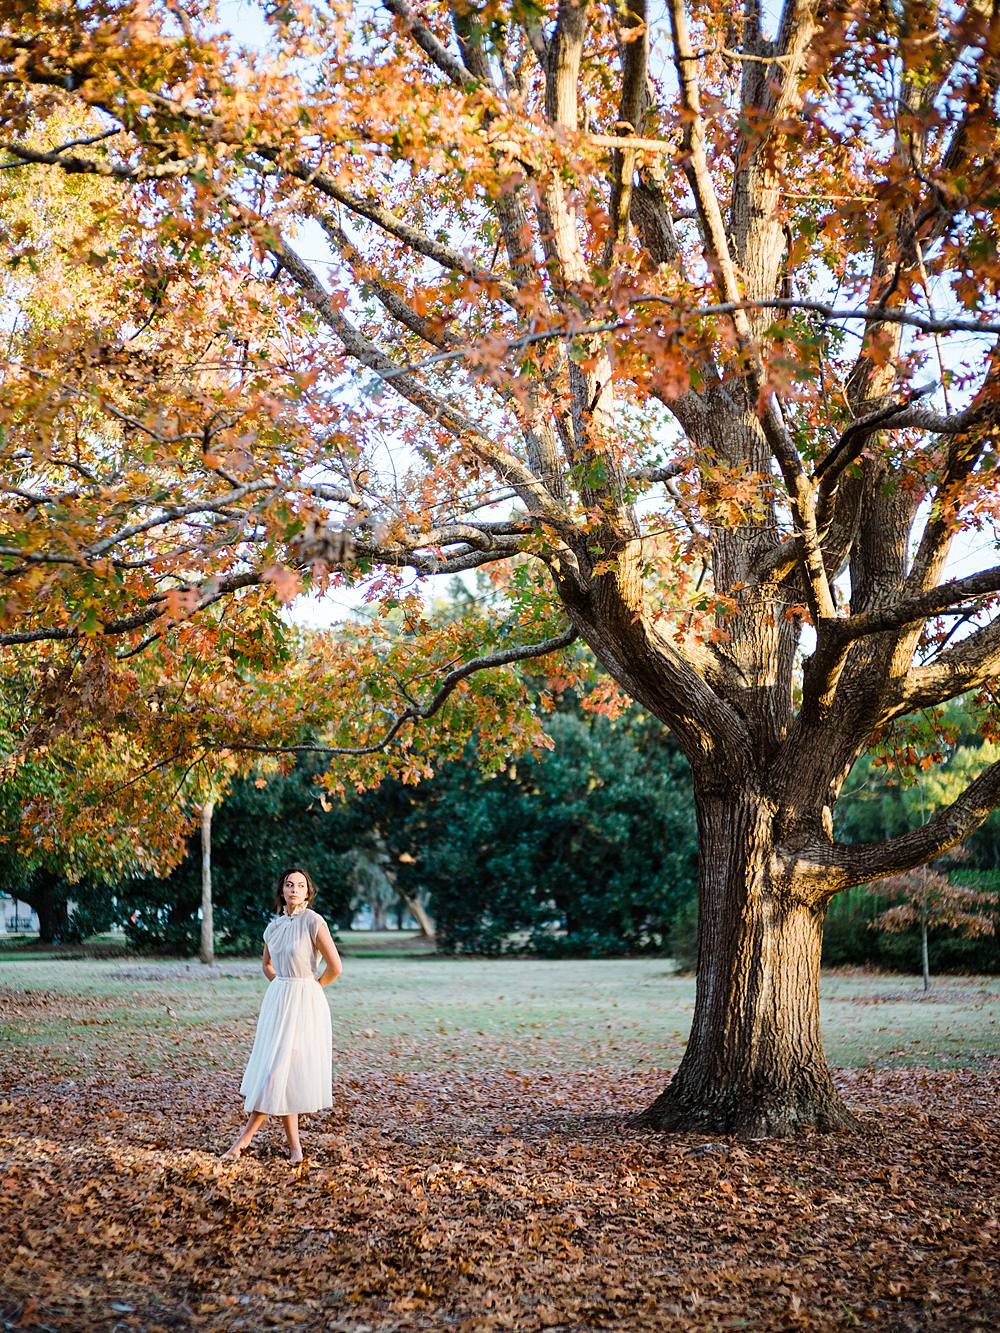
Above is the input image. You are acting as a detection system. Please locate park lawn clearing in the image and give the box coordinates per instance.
[1,960,998,1331]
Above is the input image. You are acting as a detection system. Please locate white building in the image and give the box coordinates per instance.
[0,895,39,935]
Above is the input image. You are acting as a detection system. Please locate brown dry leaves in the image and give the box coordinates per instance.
[1,1003,998,1332]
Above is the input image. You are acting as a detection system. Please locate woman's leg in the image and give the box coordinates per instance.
[221,1111,267,1160]
[281,1113,303,1162]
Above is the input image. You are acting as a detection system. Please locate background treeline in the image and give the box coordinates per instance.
[6,694,1000,973]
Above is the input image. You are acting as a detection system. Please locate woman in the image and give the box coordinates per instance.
[222,867,342,1164]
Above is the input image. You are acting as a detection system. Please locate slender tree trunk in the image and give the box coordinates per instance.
[199,799,215,966]
[921,919,930,993]
[639,786,853,1137]
[381,856,435,939]
[397,889,435,939]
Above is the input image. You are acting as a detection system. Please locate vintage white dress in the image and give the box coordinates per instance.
[239,906,333,1116]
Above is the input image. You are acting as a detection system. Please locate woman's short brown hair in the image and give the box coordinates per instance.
[273,866,318,915]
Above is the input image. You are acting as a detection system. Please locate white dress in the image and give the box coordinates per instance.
[239,906,333,1116]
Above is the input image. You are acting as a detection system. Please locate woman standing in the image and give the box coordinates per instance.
[222,867,342,1164]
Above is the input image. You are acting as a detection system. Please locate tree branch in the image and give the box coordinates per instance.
[906,339,1000,594]
[604,0,649,261]
[631,295,1000,339]
[888,615,1000,717]
[380,0,475,89]
[0,572,263,646]
[269,235,572,533]
[0,139,198,179]
[837,564,1000,643]
[822,759,1000,891]
[812,382,937,487]
[225,624,579,757]
[320,217,454,352]
[666,0,746,319]
[730,0,820,312]
[271,157,520,306]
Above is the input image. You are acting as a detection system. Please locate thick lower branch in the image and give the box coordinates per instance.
[819,758,1000,891]
[890,617,1000,716]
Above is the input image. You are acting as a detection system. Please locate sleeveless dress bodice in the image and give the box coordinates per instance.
[264,907,323,978]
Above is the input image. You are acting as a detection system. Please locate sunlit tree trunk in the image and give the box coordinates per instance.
[199,799,215,966]
[398,889,435,939]
[638,787,853,1137]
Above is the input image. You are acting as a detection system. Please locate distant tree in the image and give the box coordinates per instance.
[870,866,996,991]
[339,832,435,936]
[338,845,398,931]
[119,760,358,953]
[395,707,697,956]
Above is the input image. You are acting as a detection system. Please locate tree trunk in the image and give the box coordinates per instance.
[199,799,215,965]
[379,843,435,939]
[26,873,70,944]
[397,888,435,939]
[639,786,853,1138]
[921,919,930,992]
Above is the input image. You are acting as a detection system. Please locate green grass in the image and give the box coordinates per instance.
[1,956,998,1079]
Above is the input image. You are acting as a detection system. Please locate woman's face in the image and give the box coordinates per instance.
[282,871,310,912]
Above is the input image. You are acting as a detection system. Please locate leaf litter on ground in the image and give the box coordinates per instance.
[0,978,998,1331]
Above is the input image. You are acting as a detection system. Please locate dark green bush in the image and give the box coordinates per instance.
[667,895,699,972]
[822,886,882,968]
[407,709,698,956]
[117,759,357,953]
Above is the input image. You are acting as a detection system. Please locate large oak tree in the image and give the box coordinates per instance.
[3,0,1000,1133]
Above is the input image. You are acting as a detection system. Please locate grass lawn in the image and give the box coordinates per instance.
[1,956,998,1077]
[1,957,998,1331]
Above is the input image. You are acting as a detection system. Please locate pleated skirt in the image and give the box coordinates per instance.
[240,977,333,1116]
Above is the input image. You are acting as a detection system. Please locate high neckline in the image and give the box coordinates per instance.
[285,904,307,918]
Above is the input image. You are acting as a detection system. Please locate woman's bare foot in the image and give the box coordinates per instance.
[222,1112,266,1162]
[281,1112,303,1164]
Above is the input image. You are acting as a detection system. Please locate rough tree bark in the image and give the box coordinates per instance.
[638,787,851,1135]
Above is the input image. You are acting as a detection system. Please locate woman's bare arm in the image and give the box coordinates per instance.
[314,921,343,988]
[262,943,276,981]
